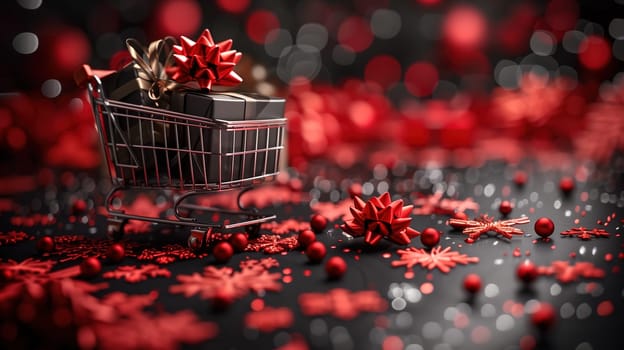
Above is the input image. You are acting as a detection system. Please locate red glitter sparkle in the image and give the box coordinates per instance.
[560,227,609,240]
[169,264,282,301]
[245,234,299,254]
[103,264,172,283]
[137,244,202,264]
[46,235,140,263]
[341,193,420,245]
[392,246,480,274]
[298,288,388,320]
[412,191,479,215]
[244,306,294,332]
[537,260,605,283]
[447,215,530,243]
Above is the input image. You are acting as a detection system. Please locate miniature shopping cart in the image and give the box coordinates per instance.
[86,74,286,250]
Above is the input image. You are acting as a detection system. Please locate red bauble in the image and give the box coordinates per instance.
[36,235,55,253]
[310,214,328,234]
[213,242,234,263]
[298,229,316,248]
[559,176,575,193]
[325,256,347,279]
[306,241,327,263]
[229,233,248,251]
[531,303,556,330]
[516,260,538,283]
[513,171,527,187]
[106,243,125,263]
[499,200,513,215]
[80,257,102,278]
[212,289,234,311]
[72,199,87,214]
[463,273,482,293]
[420,227,441,248]
[534,217,555,238]
[348,183,362,198]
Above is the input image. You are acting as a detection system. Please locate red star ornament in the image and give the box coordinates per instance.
[341,193,419,245]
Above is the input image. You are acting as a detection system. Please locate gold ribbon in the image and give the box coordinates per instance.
[113,37,179,108]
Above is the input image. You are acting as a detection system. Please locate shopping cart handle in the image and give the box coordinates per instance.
[74,64,115,87]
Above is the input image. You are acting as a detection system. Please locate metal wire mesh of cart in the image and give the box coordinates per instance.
[87,76,286,191]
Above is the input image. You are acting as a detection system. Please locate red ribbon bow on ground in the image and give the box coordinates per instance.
[167,29,243,90]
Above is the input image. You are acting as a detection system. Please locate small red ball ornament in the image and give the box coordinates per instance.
[213,241,234,263]
[534,217,555,238]
[559,176,575,193]
[463,273,482,293]
[310,214,328,233]
[513,171,527,187]
[531,303,556,330]
[212,289,234,311]
[72,199,87,214]
[420,227,441,248]
[106,243,125,263]
[325,256,347,279]
[516,260,538,283]
[306,241,327,263]
[499,200,513,215]
[229,233,248,251]
[36,235,55,253]
[298,229,316,248]
[80,257,102,278]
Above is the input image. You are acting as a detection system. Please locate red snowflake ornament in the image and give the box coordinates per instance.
[0,258,55,279]
[239,257,280,270]
[298,288,388,320]
[169,264,282,301]
[0,231,30,246]
[245,234,299,254]
[341,193,420,245]
[447,215,530,243]
[261,219,311,235]
[412,191,479,216]
[560,227,609,240]
[392,246,480,274]
[537,260,606,283]
[167,29,243,90]
[137,244,203,264]
[244,306,294,332]
[103,264,172,283]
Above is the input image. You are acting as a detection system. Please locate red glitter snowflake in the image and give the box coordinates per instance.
[447,215,530,243]
[298,288,388,320]
[412,191,480,216]
[169,265,282,301]
[391,246,480,274]
[341,193,420,245]
[312,199,354,221]
[560,227,610,240]
[0,258,55,278]
[244,307,294,332]
[103,264,172,283]
[46,235,140,263]
[239,257,280,270]
[261,219,311,235]
[0,231,30,246]
[137,244,203,264]
[537,260,606,283]
[245,234,299,254]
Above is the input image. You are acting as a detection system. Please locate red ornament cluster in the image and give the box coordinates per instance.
[167,29,243,90]
[341,193,420,245]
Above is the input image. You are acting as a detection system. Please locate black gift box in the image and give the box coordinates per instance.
[170,90,285,184]
[101,64,154,107]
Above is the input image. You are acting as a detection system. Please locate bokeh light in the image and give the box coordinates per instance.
[405,62,439,97]
[156,0,202,37]
[12,32,39,54]
[41,79,62,98]
[370,9,402,39]
[338,16,374,52]
[216,0,250,14]
[365,55,401,89]
[246,10,280,44]
[17,0,42,10]
[51,29,91,74]
[442,5,487,48]
[578,36,611,70]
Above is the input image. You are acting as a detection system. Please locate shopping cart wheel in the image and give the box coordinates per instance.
[188,228,212,251]
[107,218,127,241]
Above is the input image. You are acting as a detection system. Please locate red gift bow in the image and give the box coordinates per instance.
[166,29,243,90]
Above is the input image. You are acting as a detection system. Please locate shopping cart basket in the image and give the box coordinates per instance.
[86,74,286,250]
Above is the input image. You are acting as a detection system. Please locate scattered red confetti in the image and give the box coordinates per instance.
[0,230,30,246]
[537,260,605,283]
[560,227,609,240]
[447,215,530,243]
[341,193,420,245]
[261,219,311,235]
[169,264,281,301]
[392,246,479,274]
[244,306,294,332]
[412,191,479,215]
[103,264,172,283]
[298,288,387,320]
[245,234,299,254]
